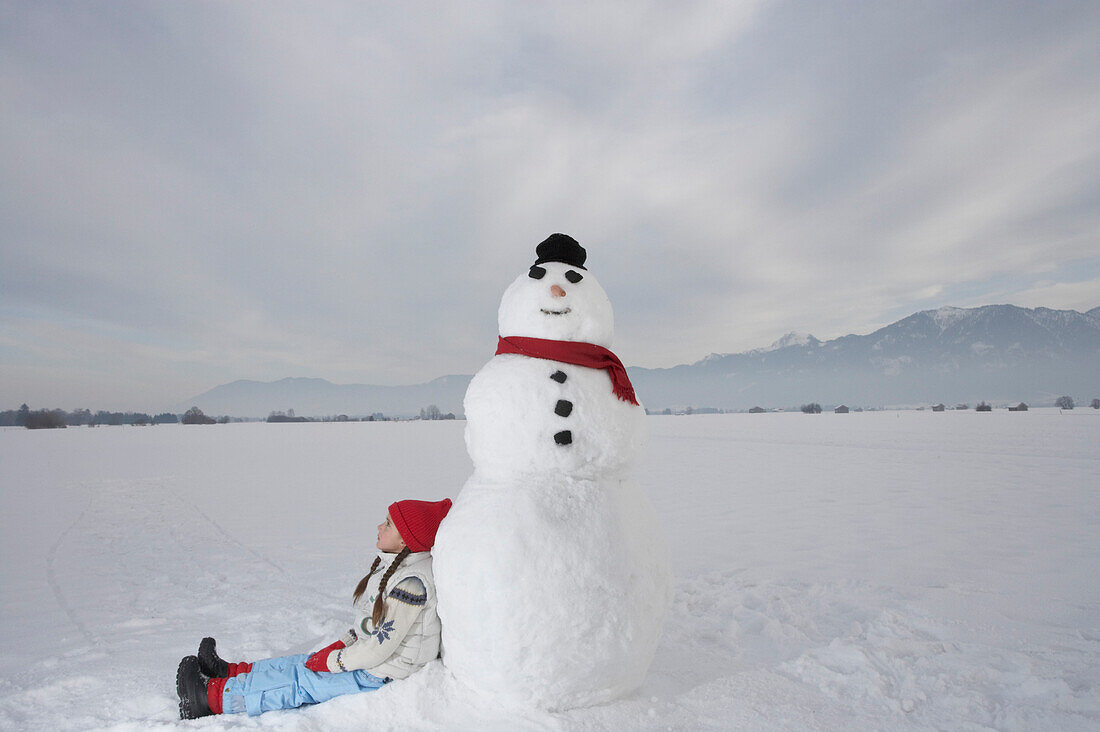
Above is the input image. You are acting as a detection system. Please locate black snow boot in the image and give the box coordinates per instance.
[197,636,229,678]
[176,655,213,719]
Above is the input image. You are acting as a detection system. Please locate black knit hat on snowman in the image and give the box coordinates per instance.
[534,233,587,270]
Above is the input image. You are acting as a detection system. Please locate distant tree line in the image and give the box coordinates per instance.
[647,407,737,415]
[24,408,67,429]
[267,409,308,423]
[0,403,412,429]
[9,394,1093,428]
[645,394,1096,415]
[0,404,180,429]
[265,409,401,423]
[182,407,217,425]
[418,404,456,420]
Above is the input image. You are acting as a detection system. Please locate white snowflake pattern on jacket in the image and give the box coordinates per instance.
[326,550,441,680]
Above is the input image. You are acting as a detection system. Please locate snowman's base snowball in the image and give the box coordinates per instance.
[433,473,671,711]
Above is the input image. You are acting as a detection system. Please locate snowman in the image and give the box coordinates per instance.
[432,234,671,710]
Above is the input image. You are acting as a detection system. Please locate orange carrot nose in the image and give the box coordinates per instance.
[551,284,566,297]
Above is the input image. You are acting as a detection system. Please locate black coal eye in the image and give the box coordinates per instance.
[565,270,583,283]
[529,266,546,280]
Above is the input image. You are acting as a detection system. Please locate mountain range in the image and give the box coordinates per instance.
[181,304,1099,417]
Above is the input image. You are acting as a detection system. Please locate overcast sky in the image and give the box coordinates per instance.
[2,1,1099,411]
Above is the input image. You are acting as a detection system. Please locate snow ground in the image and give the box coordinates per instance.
[1,410,1097,730]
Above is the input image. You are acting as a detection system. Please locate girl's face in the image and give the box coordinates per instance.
[376,512,406,553]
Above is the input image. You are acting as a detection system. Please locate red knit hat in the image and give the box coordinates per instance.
[388,498,453,552]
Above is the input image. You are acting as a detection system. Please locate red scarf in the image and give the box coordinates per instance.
[495,335,640,406]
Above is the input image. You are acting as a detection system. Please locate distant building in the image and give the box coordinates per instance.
[976,402,992,412]
[932,404,946,412]
[748,406,766,413]
[1008,403,1028,411]
[834,405,849,413]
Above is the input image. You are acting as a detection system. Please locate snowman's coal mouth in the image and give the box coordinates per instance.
[540,307,571,316]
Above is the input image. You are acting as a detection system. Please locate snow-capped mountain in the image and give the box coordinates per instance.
[627,304,1100,410]
[182,305,1098,416]
[758,332,822,353]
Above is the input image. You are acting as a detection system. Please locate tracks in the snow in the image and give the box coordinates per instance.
[45,501,100,647]
[44,478,344,656]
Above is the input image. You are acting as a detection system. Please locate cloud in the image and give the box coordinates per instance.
[1003,278,1100,312]
[2,1,1099,408]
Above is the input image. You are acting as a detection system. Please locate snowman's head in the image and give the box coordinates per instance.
[497,235,614,346]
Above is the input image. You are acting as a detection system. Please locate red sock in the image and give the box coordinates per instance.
[206,676,227,715]
[227,661,254,676]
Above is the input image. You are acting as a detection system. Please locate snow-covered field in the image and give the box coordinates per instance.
[1,410,1097,730]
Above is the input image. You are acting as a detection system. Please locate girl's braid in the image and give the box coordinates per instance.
[372,546,411,626]
[352,556,382,606]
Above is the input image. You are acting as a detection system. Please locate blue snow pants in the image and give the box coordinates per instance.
[220,653,388,716]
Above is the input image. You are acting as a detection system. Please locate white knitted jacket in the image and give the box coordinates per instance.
[326,550,441,680]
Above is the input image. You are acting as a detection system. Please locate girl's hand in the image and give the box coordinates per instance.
[304,639,346,673]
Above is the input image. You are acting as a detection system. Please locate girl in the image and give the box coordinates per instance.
[175,498,452,719]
